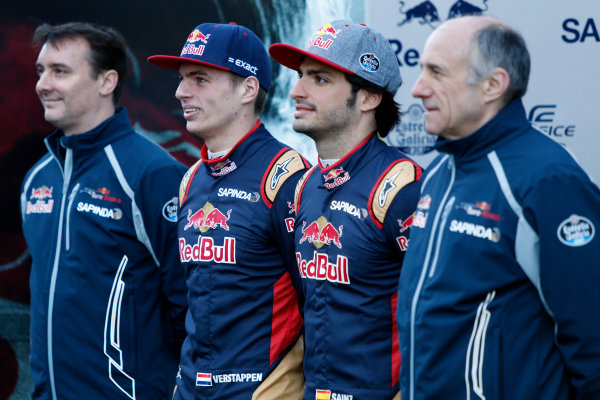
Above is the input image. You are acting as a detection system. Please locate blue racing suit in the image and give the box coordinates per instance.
[175,121,309,399]
[294,133,421,400]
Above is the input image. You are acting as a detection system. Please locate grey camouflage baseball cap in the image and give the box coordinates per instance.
[269,20,401,94]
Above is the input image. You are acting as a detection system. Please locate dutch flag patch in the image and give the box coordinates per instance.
[196,372,212,386]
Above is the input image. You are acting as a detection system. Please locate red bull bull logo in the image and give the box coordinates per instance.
[397,215,414,233]
[187,29,211,44]
[299,216,343,249]
[30,185,53,200]
[184,202,231,232]
[315,23,340,38]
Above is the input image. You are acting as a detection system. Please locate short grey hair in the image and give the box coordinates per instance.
[468,23,530,104]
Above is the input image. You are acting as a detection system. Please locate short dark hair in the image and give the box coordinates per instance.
[469,22,530,105]
[345,74,401,138]
[230,73,267,116]
[33,22,128,107]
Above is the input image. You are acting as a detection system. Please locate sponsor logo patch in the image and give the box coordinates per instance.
[217,187,259,202]
[398,215,414,233]
[296,251,350,284]
[26,185,54,214]
[323,167,350,190]
[449,219,500,242]
[299,216,343,249]
[184,202,232,232]
[77,202,122,220]
[162,197,179,222]
[81,187,122,204]
[456,201,501,221]
[330,200,367,220]
[210,159,237,177]
[557,214,595,247]
[359,53,380,72]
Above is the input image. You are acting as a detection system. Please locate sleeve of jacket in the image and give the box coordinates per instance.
[523,173,600,399]
[270,168,308,311]
[383,179,422,259]
[136,159,189,344]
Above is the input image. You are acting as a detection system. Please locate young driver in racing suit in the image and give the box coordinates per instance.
[148,22,310,399]
[270,20,422,400]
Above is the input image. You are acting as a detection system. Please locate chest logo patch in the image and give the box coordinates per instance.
[299,216,343,249]
[184,202,231,232]
[323,167,350,190]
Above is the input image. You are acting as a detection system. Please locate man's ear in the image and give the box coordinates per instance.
[481,67,510,104]
[359,89,382,113]
[240,76,260,106]
[98,69,119,97]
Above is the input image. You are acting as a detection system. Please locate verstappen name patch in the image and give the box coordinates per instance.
[195,372,263,387]
[213,372,263,384]
[296,251,350,284]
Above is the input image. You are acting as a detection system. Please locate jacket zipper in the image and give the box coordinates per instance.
[408,155,456,400]
[47,147,73,400]
[65,183,80,251]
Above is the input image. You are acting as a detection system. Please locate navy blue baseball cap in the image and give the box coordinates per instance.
[148,22,272,91]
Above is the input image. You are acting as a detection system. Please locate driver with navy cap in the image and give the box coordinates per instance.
[270,20,421,400]
[148,22,309,399]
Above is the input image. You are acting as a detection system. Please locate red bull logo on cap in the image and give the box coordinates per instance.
[188,29,211,44]
[315,23,340,38]
[184,202,232,232]
[307,23,341,51]
[299,216,343,249]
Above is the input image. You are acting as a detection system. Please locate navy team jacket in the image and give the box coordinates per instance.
[21,108,188,400]
[398,99,600,400]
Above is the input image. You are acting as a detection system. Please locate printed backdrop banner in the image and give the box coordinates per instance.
[367,0,600,183]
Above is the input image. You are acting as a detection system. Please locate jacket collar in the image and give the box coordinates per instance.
[45,107,132,159]
[434,98,530,163]
[201,120,271,178]
[318,132,385,190]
